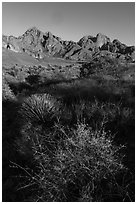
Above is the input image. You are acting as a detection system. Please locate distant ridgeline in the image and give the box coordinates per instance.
[2,26,135,62]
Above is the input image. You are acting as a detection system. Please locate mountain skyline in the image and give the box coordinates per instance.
[2,26,135,63]
[2,25,135,47]
[2,2,135,46]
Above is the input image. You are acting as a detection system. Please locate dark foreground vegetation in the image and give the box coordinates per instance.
[2,60,135,201]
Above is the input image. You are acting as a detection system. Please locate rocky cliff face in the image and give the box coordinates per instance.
[2,27,135,62]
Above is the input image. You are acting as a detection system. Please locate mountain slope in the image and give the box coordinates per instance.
[2,27,135,62]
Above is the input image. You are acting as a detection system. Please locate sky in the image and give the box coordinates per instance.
[2,2,135,46]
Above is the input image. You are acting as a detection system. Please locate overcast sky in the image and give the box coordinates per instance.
[2,2,135,46]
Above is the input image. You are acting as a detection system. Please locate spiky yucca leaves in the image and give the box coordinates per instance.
[20,93,61,124]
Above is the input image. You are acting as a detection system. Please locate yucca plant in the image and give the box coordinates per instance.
[20,93,61,124]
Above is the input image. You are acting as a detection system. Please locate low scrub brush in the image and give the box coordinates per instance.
[15,120,126,201]
[2,79,16,101]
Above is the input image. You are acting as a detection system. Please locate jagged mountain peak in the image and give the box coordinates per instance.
[2,27,135,62]
[45,31,53,37]
[25,26,40,33]
[96,33,110,42]
[80,35,94,40]
[112,39,126,46]
[96,32,106,37]
[113,39,121,43]
[22,26,43,39]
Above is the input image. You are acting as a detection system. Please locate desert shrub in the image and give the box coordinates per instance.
[78,183,94,201]
[63,99,122,128]
[80,62,99,77]
[2,78,16,101]
[20,93,61,125]
[80,56,120,78]
[66,99,134,146]
[14,120,126,202]
[9,82,32,96]
[25,74,40,85]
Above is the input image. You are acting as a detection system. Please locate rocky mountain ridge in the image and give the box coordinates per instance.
[2,26,135,62]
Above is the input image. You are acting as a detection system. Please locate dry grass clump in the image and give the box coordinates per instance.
[65,99,122,127]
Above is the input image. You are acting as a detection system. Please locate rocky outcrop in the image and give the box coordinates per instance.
[96,33,111,48]
[2,27,135,62]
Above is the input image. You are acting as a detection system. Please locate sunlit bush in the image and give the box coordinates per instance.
[15,120,125,201]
